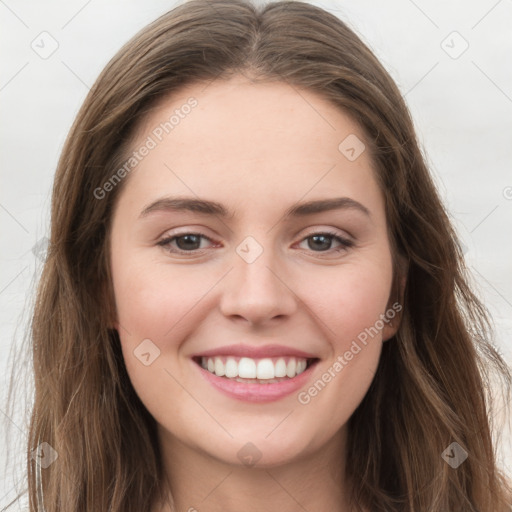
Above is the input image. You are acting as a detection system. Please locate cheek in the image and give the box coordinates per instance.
[112,260,208,422]
[293,265,389,429]
[112,256,210,341]
[302,259,393,347]
[111,257,226,404]
[293,257,392,407]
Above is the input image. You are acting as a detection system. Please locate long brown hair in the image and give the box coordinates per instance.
[4,0,511,510]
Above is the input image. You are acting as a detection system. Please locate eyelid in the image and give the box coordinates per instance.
[156,231,216,252]
[158,225,353,242]
[299,226,353,241]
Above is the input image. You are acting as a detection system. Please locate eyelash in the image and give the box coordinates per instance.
[157,230,354,256]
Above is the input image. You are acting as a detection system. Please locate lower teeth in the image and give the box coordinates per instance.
[223,376,292,384]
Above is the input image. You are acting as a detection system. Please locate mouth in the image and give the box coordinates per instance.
[191,355,320,402]
[192,355,319,383]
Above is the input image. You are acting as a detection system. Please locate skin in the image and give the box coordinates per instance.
[109,75,400,512]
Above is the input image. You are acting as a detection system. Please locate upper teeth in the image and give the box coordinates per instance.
[201,356,308,379]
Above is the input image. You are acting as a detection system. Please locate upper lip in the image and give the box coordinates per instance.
[192,344,318,359]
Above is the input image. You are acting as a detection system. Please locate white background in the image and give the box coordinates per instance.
[1,0,511,507]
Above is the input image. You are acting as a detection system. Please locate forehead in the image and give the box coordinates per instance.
[118,76,384,222]
[135,76,368,163]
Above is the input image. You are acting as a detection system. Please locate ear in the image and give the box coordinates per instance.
[382,257,408,342]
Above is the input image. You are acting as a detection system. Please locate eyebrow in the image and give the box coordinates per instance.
[139,196,371,219]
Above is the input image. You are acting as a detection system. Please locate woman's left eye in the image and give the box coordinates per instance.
[157,231,353,255]
[296,232,354,253]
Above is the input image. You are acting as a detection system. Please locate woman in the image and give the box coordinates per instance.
[5,0,511,510]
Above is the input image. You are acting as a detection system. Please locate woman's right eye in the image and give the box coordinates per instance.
[157,233,215,253]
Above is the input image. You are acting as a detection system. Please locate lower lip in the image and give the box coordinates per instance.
[194,360,319,403]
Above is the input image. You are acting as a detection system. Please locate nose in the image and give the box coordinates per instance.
[219,245,298,326]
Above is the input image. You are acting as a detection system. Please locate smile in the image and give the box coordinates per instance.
[192,354,320,402]
[199,355,313,381]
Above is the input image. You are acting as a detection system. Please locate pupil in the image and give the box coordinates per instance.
[309,235,331,251]
[177,234,200,250]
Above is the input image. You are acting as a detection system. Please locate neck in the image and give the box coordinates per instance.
[153,426,353,512]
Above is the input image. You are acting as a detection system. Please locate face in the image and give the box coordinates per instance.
[109,75,398,468]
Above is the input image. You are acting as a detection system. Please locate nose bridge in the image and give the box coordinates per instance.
[219,234,297,323]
